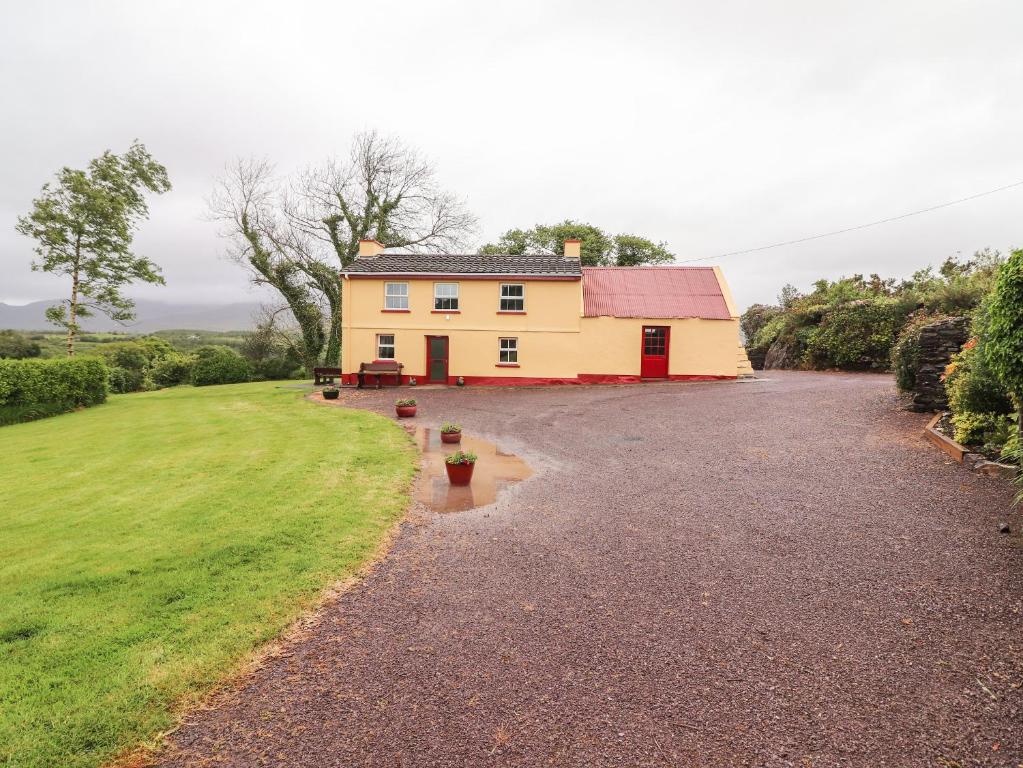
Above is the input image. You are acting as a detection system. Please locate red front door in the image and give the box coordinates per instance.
[641,326,669,379]
[426,336,449,383]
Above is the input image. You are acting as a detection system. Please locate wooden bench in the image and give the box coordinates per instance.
[357,361,404,389]
[313,367,342,385]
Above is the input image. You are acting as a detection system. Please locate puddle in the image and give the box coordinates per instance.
[413,427,532,513]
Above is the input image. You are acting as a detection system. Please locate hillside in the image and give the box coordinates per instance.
[0,299,265,332]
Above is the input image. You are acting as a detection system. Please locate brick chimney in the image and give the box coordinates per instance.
[564,239,582,259]
[358,239,385,257]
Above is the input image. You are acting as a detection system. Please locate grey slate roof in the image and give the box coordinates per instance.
[344,253,582,277]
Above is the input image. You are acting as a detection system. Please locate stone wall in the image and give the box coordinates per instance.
[910,316,970,412]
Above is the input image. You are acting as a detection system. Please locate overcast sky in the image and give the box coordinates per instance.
[2,0,1021,312]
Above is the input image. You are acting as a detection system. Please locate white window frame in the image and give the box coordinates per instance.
[384,282,409,310]
[499,337,518,364]
[434,282,459,311]
[376,333,396,360]
[499,283,525,312]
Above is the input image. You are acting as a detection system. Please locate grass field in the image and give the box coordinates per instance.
[0,383,415,768]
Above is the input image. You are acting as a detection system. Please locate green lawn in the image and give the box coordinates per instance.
[0,383,415,768]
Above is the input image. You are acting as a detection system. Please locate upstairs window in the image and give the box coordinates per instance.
[499,337,518,364]
[434,282,459,311]
[377,334,395,360]
[499,283,525,312]
[384,282,408,310]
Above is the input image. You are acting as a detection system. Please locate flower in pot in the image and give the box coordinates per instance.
[322,385,340,400]
[444,450,477,485]
[395,398,417,418]
[409,377,417,386]
[440,422,462,443]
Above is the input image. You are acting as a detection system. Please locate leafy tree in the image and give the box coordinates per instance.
[479,220,674,266]
[15,142,171,356]
[0,330,42,359]
[984,248,1023,439]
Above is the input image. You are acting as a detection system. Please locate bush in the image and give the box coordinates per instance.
[107,365,145,395]
[0,330,42,359]
[152,352,195,387]
[950,411,1016,449]
[945,342,1014,417]
[803,298,907,370]
[191,346,251,387]
[0,357,108,425]
[255,356,303,381]
[96,342,149,373]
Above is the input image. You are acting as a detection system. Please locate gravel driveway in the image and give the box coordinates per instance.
[158,372,1022,767]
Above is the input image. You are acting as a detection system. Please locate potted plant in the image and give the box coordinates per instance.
[322,385,340,400]
[395,398,417,417]
[409,377,417,386]
[444,450,477,485]
[440,422,462,443]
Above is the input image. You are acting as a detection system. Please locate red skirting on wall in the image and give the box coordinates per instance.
[338,372,736,387]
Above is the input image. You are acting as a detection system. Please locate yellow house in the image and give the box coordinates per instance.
[339,239,747,386]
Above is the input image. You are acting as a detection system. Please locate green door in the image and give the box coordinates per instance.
[427,336,448,383]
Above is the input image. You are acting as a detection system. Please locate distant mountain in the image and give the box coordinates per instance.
[0,299,267,332]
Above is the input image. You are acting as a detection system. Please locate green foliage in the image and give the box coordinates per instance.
[945,342,1014,417]
[240,323,304,380]
[445,449,477,465]
[739,304,781,346]
[479,220,674,266]
[96,341,149,372]
[0,330,42,359]
[0,357,107,425]
[151,352,195,388]
[395,398,417,407]
[758,253,1002,372]
[14,142,171,353]
[440,422,461,433]
[984,249,1023,403]
[890,312,949,392]
[803,299,907,370]
[190,346,251,387]
[950,411,1016,449]
[107,365,144,395]
[0,382,415,768]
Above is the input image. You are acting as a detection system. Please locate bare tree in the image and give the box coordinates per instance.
[208,158,325,373]
[287,131,477,364]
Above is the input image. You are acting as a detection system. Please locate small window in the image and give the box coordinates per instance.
[377,334,395,360]
[499,283,525,312]
[434,282,459,311]
[499,337,518,364]
[384,282,408,310]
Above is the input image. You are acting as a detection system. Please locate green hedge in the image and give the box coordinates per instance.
[803,299,907,370]
[0,357,108,425]
[191,346,251,387]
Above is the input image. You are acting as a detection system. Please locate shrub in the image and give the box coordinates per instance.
[0,330,42,359]
[440,422,462,433]
[984,249,1023,429]
[190,346,251,387]
[151,352,195,387]
[395,398,416,407]
[0,357,108,425]
[740,304,781,346]
[255,356,303,381]
[803,299,907,370]
[945,342,1014,417]
[107,365,145,395]
[97,342,149,373]
[950,411,1015,448]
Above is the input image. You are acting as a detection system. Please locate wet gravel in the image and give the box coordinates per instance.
[156,372,1023,767]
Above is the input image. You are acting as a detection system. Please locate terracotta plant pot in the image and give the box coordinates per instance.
[322,390,340,400]
[445,460,475,485]
[440,430,462,443]
[395,405,417,418]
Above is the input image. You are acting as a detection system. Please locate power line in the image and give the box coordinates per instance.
[676,179,1023,264]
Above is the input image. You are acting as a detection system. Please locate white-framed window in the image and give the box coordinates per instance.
[499,337,518,364]
[499,283,525,312]
[434,282,459,311]
[377,334,395,360]
[384,282,408,310]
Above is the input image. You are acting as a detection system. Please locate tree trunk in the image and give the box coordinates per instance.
[323,296,341,367]
[67,245,80,357]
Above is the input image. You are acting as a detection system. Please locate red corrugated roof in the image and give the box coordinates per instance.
[582,267,732,320]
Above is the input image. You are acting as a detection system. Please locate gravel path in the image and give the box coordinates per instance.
[157,372,1023,767]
